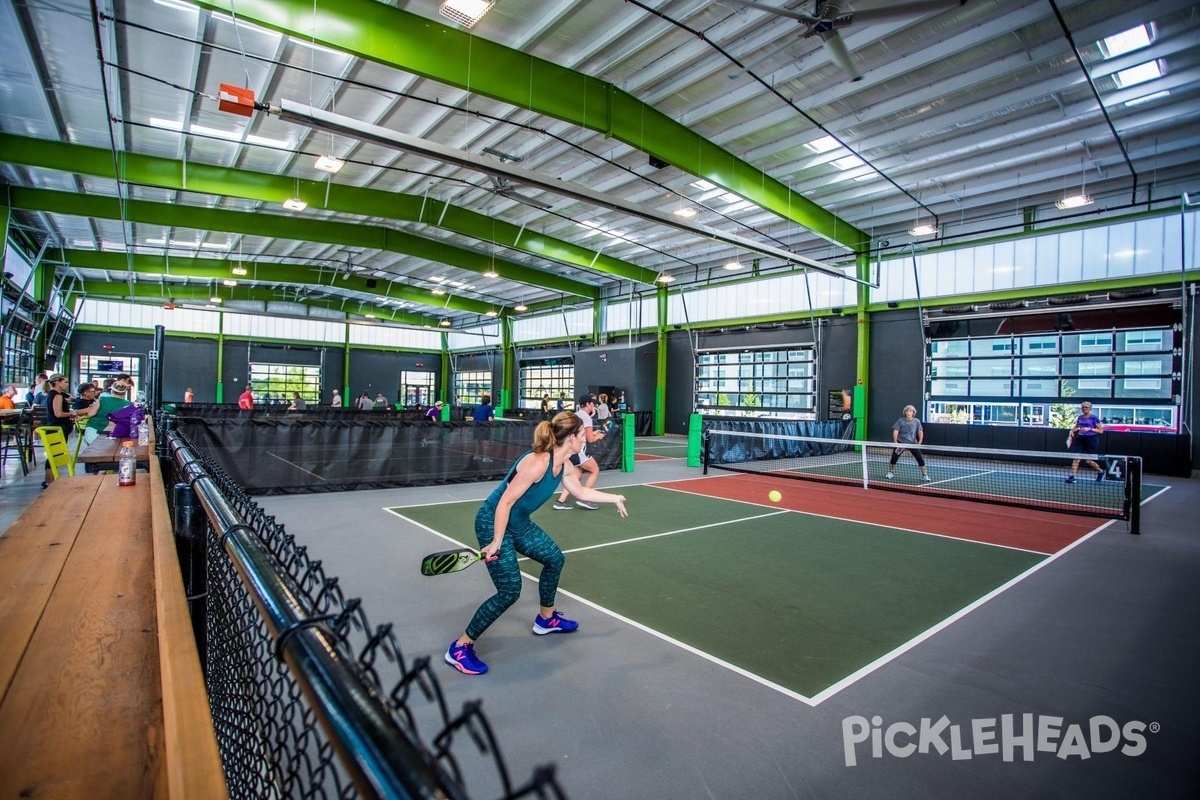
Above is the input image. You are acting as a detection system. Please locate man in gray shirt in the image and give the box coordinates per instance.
[888,404,930,481]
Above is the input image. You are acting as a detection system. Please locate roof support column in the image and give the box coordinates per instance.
[854,252,872,440]
[656,285,668,435]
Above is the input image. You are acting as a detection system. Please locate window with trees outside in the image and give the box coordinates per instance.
[453,370,492,407]
[249,363,321,405]
[695,346,816,420]
[925,306,1180,433]
[518,358,574,410]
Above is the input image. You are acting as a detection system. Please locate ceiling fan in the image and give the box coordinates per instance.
[726,1,966,82]
[481,146,554,210]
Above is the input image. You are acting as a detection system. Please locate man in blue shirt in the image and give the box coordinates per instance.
[472,395,495,463]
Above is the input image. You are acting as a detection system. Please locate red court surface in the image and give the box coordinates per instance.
[634,453,673,461]
[655,473,1106,554]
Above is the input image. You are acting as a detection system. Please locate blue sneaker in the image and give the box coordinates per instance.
[1096,470,1105,482]
[532,611,579,635]
[1065,475,1076,484]
[445,641,488,675]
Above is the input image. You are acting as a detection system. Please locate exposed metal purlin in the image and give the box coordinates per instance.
[77,281,435,327]
[191,0,867,253]
[0,133,655,287]
[1047,0,1138,203]
[277,101,871,287]
[58,250,496,316]
[9,187,599,300]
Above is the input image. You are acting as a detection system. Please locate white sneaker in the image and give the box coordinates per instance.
[553,501,573,510]
[922,474,931,481]
[886,472,894,479]
[576,500,599,510]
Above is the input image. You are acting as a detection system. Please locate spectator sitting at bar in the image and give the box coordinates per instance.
[0,385,17,409]
[76,380,133,444]
[73,383,99,412]
[373,392,389,409]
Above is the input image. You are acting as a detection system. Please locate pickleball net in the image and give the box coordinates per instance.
[703,427,1141,530]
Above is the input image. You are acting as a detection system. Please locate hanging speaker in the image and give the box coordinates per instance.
[366,279,378,289]
[648,156,668,169]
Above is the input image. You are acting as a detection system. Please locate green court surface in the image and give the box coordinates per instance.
[634,438,689,458]
[393,485,1046,700]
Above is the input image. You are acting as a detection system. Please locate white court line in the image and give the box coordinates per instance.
[265,451,326,480]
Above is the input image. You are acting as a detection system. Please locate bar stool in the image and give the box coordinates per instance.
[35,426,75,479]
[0,412,29,475]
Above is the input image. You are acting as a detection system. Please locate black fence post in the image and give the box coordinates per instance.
[173,482,209,668]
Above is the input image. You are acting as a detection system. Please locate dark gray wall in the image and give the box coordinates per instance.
[70,329,216,403]
[661,319,855,436]
[346,349,441,406]
[866,309,927,439]
[573,340,656,410]
[68,330,435,406]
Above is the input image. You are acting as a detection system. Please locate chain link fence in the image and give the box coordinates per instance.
[161,425,566,800]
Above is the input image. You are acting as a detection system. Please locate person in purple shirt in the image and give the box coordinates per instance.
[1066,401,1106,483]
[420,400,445,448]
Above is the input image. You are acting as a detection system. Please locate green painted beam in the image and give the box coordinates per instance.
[9,187,598,298]
[0,133,657,286]
[77,280,436,327]
[193,0,868,252]
[60,249,496,315]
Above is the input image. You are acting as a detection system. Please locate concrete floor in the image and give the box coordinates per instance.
[258,452,1200,800]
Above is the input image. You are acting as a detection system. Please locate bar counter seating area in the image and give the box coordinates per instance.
[0,425,227,798]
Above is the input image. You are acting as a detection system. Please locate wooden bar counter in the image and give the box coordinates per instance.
[76,436,152,474]
[0,453,226,797]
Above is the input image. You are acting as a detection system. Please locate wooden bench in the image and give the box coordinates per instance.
[0,449,227,797]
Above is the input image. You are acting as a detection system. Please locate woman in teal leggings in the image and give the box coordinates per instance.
[446,412,628,675]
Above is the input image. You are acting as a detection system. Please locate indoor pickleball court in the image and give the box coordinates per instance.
[388,471,1119,702]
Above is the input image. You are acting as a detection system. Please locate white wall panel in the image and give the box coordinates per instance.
[349,323,441,350]
[870,210,1196,304]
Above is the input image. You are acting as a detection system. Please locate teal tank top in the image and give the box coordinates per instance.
[483,451,564,525]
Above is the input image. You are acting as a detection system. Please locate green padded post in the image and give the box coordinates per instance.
[621,412,635,472]
[687,413,703,467]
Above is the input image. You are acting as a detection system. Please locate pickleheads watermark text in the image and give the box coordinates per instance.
[841,714,1157,767]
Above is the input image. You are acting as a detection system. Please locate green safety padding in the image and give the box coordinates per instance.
[687,413,703,467]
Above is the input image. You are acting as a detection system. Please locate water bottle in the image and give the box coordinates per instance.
[137,417,150,446]
[118,440,137,486]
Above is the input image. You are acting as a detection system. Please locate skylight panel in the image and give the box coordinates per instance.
[1114,60,1162,88]
[804,135,839,154]
[1100,24,1151,58]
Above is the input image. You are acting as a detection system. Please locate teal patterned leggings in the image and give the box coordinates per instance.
[464,505,565,640]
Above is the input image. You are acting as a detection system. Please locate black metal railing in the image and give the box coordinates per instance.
[161,427,567,800]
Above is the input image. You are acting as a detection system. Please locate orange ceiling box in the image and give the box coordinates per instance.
[218,84,256,117]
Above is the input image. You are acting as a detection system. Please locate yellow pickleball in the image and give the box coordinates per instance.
[768,490,782,503]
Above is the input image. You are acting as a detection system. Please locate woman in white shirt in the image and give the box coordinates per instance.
[595,392,613,432]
